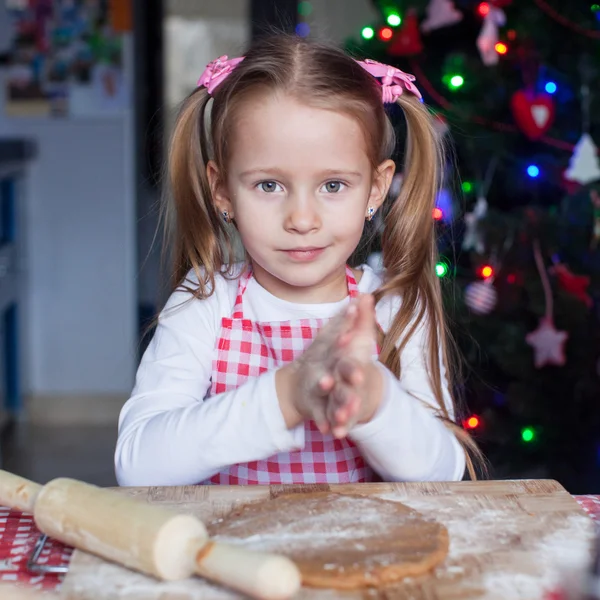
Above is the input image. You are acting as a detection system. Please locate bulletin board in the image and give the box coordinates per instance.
[5,0,132,117]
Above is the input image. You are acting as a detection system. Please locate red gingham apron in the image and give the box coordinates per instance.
[203,266,376,485]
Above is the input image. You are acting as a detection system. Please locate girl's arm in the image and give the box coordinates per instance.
[115,287,305,487]
[348,298,466,482]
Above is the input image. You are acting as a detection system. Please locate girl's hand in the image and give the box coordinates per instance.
[275,302,360,433]
[324,294,384,438]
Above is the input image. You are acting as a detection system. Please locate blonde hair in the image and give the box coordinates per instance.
[164,35,483,479]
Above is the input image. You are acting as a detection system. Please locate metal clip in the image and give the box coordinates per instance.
[27,534,68,575]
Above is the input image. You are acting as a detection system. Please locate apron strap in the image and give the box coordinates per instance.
[231,268,253,319]
[345,266,360,298]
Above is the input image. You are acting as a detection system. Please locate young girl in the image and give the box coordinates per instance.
[115,35,478,487]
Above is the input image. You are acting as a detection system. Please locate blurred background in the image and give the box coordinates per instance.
[0,0,598,493]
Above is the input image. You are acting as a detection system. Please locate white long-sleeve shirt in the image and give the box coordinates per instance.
[115,265,466,486]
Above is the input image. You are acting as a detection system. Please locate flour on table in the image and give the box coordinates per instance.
[61,488,595,600]
[378,491,595,599]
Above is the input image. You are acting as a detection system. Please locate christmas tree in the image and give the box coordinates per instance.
[349,1,600,491]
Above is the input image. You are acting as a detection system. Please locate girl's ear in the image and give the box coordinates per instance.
[207,160,234,219]
[368,159,396,212]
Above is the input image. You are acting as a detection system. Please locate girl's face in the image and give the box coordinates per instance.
[209,93,394,303]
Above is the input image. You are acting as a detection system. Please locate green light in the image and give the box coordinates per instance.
[435,262,449,278]
[521,427,535,443]
[387,13,402,26]
[592,4,600,12]
[449,75,464,90]
[361,26,375,40]
[298,1,313,16]
[462,181,473,193]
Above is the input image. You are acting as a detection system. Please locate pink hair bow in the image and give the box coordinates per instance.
[197,55,245,95]
[357,59,422,103]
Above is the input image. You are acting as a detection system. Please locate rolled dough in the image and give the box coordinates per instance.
[208,492,449,590]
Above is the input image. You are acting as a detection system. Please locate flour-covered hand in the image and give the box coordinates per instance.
[325,294,383,438]
[281,301,360,433]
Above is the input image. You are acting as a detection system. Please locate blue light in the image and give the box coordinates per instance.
[527,165,540,178]
[545,81,557,94]
[295,22,310,37]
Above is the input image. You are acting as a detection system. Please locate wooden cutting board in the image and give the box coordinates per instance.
[60,480,595,600]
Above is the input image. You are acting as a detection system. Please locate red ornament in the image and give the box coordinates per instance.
[477,2,490,16]
[510,90,556,140]
[551,264,592,307]
[388,10,423,56]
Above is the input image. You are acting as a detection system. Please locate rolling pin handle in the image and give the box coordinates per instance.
[195,541,301,600]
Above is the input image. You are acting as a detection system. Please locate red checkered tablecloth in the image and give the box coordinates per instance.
[1,496,600,592]
[0,507,72,591]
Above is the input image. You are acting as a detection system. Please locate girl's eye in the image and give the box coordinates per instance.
[258,181,282,193]
[321,181,346,193]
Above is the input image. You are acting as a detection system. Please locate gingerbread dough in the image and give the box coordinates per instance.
[208,492,449,590]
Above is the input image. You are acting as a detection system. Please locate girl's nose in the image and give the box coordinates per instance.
[283,194,322,234]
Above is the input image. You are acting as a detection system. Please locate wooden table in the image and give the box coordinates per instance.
[2,480,599,599]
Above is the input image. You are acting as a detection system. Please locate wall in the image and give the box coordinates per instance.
[0,1,10,54]
[308,0,379,45]
[0,8,136,402]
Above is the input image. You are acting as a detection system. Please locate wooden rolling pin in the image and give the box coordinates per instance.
[0,471,300,599]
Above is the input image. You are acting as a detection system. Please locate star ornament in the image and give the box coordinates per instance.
[526,317,568,368]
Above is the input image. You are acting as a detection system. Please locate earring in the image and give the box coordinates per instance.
[222,210,230,223]
[366,206,376,221]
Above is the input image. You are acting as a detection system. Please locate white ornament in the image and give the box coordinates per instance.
[421,0,463,32]
[526,317,568,368]
[477,7,506,66]
[462,196,488,253]
[464,280,497,315]
[564,133,600,185]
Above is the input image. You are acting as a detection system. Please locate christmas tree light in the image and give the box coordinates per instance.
[495,42,508,55]
[462,181,473,193]
[445,74,464,91]
[361,26,375,40]
[521,427,536,443]
[545,81,557,94]
[387,13,402,27]
[432,207,444,220]
[465,415,480,429]
[298,1,313,16]
[527,165,540,178]
[296,22,310,37]
[378,26,393,41]
[480,265,494,279]
[435,262,449,277]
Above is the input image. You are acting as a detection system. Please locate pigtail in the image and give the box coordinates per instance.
[163,87,235,297]
[374,94,485,480]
